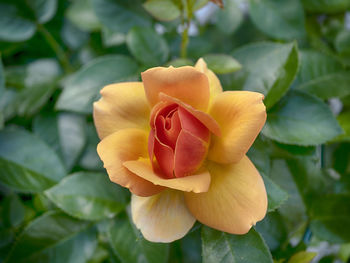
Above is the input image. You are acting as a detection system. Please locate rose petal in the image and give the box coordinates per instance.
[178,106,210,142]
[208,91,266,163]
[131,190,196,243]
[97,129,163,197]
[123,158,211,193]
[141,66,210,111]
[195,58,222,101]
[159,93,221,137]
[174,130,208,178]
[153,136,174,179]
[184,156,267,234]
[155,108,181,149]
[93,82,150,139]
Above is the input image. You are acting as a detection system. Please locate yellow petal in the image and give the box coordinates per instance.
[208,91,266,163]
[93,82,150,139]
[195,58,223,101]
[131,190,196,242]
[184,156,267,234]
[123,158,211,193]
[97,129,163,197]
[141,66,210,111]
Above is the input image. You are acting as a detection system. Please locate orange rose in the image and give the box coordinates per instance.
[94,59,267,242]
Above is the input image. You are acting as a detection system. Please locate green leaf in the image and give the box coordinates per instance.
[0,3,36,42]
[273,142,316,157]
[339,243,350,262]
[2,194,25,228]
[284,157,348,243]
[33,193,55,213]
[296,50,343,84]
[0,228,14,262]
[101,27,126,47]
[29,0,58,24]
[181,229,202,263]
[262,174,288,212]
[61,20,89,50]
[202,54,241,74]
[92,0,151,33]
[57,113,87,170]
[333,112,350,142]
[0,228,14,249]
[288,251,317,263]
[0,58,4,95]
[66,0,101,32]
[0,113,3,130]
[297,71,350,99]
[0,89,17,124]
[166,58,194,67]
[335,30,350,55]
[309,194,350,243]
[215,0,243,35]
[269,160,307,232]
[126,27,169,67]
[45,172,128,221]
[86,244,109,263]
[295,50,350,99]
[202,226,273,263]
[285,157,332,205]
[143,0,181,21]
[301,0,350,13]
[232,41,299,109]
[33,112,87,171]
[255,212,288,252]
[248,137,271,175]
[0,127,66,193]
[262,90,343,145]
[33,112,61,154]
[249,0,305,40]
[78,124,103,171]
[107,214,169,263]
[5,211,97,263]
[193,0,209,10]
[56,55,138,114]
[5,59,62,117]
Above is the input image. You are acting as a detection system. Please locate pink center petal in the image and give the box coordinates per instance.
[153,137,175,179]
[148,102,210,179]
[174,130,209,177]
[178,107,210,142]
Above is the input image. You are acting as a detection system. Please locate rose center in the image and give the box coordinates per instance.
[149,102,210,179]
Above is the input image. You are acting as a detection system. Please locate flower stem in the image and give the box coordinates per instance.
[181,27,189,58]
[180,0,193,59]
[37,24,73,73]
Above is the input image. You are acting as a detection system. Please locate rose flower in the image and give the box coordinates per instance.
[94,58,267,243]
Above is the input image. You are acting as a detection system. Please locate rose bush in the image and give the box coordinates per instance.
[94,58,267,242]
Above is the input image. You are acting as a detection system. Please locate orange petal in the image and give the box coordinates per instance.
[141,66,210,111]
[195,58,223,101]
[159,93,221,137]
[184,156,267,234]
[131,190,196,242]
[208,91,266,163]
[97,129,163,197]
[123,158,211,193]
[174,130,208,178]
[93,82,150,139]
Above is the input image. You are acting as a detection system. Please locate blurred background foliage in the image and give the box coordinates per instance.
[0,0,350,262]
